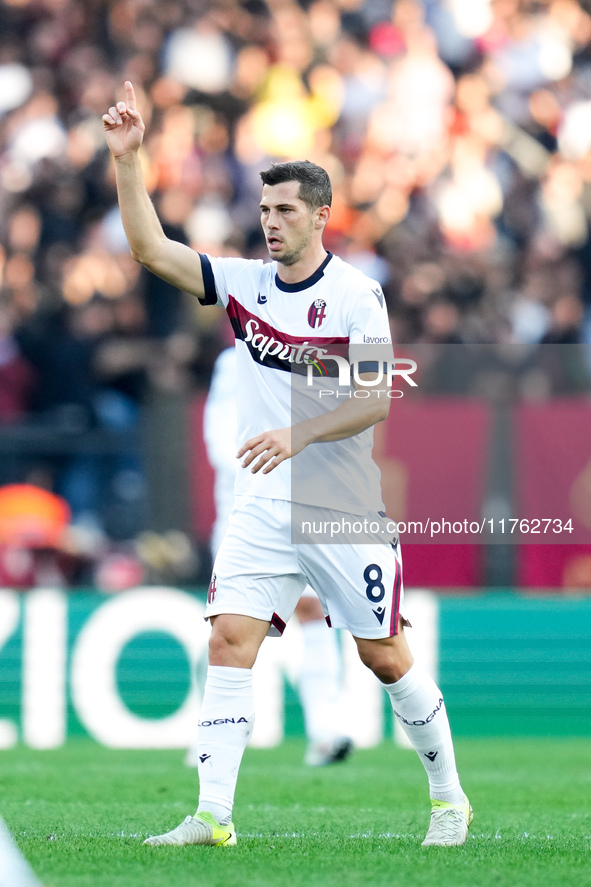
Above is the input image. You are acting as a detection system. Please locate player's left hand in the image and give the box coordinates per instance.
[238,427,299,475]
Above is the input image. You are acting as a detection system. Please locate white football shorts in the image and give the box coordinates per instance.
[206,495,404,639]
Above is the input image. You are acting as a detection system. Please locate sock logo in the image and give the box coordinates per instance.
[392,697,444,727]
[198,717,249,726]
[372,606,385,624]
[199,754,211,763]
[424,751,438,761]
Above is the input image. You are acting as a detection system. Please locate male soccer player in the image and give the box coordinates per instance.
[103,81,472,847]
[185,344,353,768]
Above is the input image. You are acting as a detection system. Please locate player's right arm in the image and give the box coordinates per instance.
[102,81,205,300]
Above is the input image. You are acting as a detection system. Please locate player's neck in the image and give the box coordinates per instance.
[275,245,328,286]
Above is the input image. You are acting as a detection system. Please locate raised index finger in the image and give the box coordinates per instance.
[124,80,136,111]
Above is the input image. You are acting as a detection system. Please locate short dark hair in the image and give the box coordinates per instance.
[259,160,332,209]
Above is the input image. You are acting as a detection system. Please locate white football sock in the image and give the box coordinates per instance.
[383,664,464,804]
[299,620,342,744]
[196,665,254,825]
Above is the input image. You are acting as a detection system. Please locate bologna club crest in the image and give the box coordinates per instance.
[207,573,217,604]
[308,298,327,329]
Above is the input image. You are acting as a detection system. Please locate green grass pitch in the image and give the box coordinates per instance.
[2,738,591,887]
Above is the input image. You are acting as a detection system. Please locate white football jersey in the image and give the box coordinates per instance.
[199,252,393,515]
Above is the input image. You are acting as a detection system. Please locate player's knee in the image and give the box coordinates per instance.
[209,629,246,657]
[356,647,391,681]
[208,627,241,664]
[208,616,263,668]
[366,655,407,684]
[354,636,413,684]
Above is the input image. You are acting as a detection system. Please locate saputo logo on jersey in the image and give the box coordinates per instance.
[226,295,418,393]
[227,295,348,373]
[243,317,337,366]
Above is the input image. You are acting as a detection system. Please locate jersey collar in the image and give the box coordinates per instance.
[274,252,333,292]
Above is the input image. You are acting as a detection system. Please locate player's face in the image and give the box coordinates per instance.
[259,181,318,266]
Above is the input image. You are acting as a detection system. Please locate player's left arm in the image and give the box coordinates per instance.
[238,372,389,475]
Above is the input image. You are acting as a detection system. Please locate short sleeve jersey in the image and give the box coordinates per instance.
[199,252,392,515]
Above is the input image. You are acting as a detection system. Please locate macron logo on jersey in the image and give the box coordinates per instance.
[372,286,384,307]
[257,293,268,304]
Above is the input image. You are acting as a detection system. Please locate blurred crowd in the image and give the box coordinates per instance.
[0,0,591,572]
